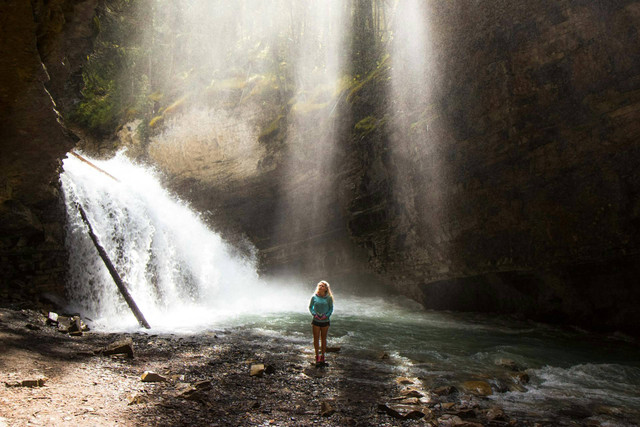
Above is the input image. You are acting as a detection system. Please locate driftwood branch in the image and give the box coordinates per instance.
[69,151,120,182]
[76,202,151,329]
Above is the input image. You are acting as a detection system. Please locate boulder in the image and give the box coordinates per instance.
[141,371,166,382]
[461,381,493,396]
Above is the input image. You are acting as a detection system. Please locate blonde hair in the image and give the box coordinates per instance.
[315,280,333,298]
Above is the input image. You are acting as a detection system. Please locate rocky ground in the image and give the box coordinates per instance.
[0,306,561,426]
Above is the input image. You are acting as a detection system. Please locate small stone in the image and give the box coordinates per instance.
[441,402,456,410]
[104,338,134,358]
[47,312,59,324]
[461,381,493,396]
[128,392,148,405]
[378,403,428,420]
[141,371,166,382]
[68,317,83,333]
[396,377,415,385]
[320,400,335,417]
[250,364,265,377]
[5,378,47,387]
[401,388,424,398]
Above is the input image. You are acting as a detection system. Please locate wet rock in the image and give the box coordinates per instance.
[320,400,335,417]
[400,388,424,398]
[379,403,429,420]
[396,376,415,385]
[57,316,71,333]
[433,385,457,396]
[486,406,506,421]
[141,371,166,382]
[250,364,265,377]
[495,358,522,371]
[461,381,493,396]
[68,316,83,333]
[508,371,530,384]
[103,338,134,358]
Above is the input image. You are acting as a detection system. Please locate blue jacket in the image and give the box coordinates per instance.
[309,294,333,323]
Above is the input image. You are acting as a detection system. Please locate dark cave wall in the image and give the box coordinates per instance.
[0,0,99,300]
[344,0,640,333]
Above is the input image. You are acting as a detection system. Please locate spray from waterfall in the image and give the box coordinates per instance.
[61,151,307,332]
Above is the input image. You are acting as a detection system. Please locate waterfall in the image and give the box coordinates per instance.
[61,151,303,332]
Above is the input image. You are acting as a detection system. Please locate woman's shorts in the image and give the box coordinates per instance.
[311,319,330,327]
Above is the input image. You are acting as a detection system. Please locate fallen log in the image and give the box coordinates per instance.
[69,151,120,182]
[76,202,151,329]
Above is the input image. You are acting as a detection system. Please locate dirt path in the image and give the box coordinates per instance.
[1,307,534,426]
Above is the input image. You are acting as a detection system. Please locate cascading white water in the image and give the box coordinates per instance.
[61,151,307,332]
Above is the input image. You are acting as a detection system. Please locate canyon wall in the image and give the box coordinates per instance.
[152,0,640,333]
[0,0,98,301]
[1,0,639,334]
[344,0,640,333]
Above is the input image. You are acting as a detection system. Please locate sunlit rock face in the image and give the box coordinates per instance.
[344,0,640,334]
[0,0,98,298]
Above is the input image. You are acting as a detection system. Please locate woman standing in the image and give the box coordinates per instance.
[309,280,333,365]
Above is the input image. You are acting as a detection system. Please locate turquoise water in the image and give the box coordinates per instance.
[216,294,640,425]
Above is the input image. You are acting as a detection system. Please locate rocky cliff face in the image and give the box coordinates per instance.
[146,0,640,334]
[343,0,640,333]
[0,0,98,300]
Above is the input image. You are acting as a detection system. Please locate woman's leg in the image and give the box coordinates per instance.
[312,325,321,359]
[320,326,329,357]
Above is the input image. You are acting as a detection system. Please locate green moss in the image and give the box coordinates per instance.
[346,54,390,104]
[354,115,384,137]
[149,115,164,128]
[258,114,284,143]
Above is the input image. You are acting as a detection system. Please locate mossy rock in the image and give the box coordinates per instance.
[149,115,164,128]
[259,115,284,143]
